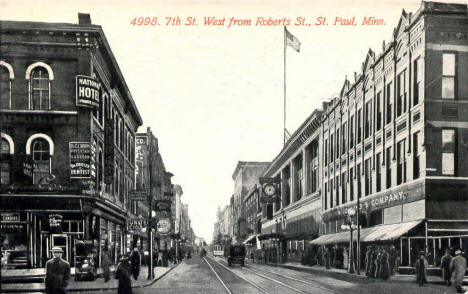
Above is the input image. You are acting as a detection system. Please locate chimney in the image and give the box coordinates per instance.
[78,13,91,25]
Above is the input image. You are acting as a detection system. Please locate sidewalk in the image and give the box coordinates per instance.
[259,261,468,285]
[1,265,177,293]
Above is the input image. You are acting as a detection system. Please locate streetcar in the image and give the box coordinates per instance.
[213,244,224,257]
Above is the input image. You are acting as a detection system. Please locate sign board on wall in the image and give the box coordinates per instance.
[1,212,20,222]
[129,190,149,201]
[126,217,147,233]
[76,75,101,109]
[69,142,92,178]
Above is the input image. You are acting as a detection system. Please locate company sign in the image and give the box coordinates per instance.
[69,142,92,178]
[129,190,149,201]
[154,199,172,212]
[322,182,424,222]
[76,75,101,109]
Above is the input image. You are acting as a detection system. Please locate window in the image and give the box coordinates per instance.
[413,132,420,179]
[413,57,422,105]
[397,70,407,117]
[0,62,13,109]
[442,53,456,99]
[349,115,354,148]
[386,82,392,124]
[1,137,12,185]
[330,179,334,208]
[32,138,51,184]
[376,92,382,131]
[349,168,354,202]
[294,154,303,201]
[376,153,382,192]
[442,129,456,175]
[324,139,328,165]
[357,109,362,143]
[335,176,339,206]
[283,166,291,206]
[335,128,340,159]
[30,67,51,110]
[342,122,347,155]
[341,172,346,204]
[365,101,371,139]
[365,158,372,196]
[324,182,328,210]
[397,139,406,185]
[356,164,361,199]
[386,147,392,188]
[307,142,318,194]
[330,134,334,162]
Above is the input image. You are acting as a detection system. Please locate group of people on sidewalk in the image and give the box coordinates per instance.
[426,249,467,293]
[364,245,399,280]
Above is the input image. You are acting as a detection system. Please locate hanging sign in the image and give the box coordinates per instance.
[76,75,101,109]
[69,142,92,179]
[154,199,171,212]
[156,217,171,235]
[126,217,147,233]
[129,190,149,201]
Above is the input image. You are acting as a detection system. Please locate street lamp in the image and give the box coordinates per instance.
[341,207,358,274]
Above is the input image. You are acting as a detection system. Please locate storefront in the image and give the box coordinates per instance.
[0,193,129,269]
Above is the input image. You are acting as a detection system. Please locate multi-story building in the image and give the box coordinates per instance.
[260,111,323,263]
[0,14,143,268]
[312,1,468,268]
[231,161,270,242]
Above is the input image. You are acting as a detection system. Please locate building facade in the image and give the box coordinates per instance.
[313,1,468,268]
[0,14,143,268]
[260,111,323,264]
[231,161,270,242]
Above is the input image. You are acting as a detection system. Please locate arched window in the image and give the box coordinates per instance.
[26,62,54,110]
[32,138,51,184]
[0,61,14,109]
[1,136,12,185]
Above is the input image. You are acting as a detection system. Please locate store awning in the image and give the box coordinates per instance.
[362,220,422,242]
[310,220,423,245]
[258,233,285,241]
[243,234,258,244]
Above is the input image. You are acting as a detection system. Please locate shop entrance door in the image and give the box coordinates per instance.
[51,234,69,261]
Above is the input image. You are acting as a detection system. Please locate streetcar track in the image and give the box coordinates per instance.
[245,264,341,294]
[204,256,269,294]
[203,256,233,294]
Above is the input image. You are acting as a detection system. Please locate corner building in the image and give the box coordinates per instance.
[0,14,143,269]
[313,2,468,269]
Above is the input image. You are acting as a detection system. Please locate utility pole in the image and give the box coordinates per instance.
[147,131,153,280]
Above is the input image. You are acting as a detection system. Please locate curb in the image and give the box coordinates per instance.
[1,263,180,293]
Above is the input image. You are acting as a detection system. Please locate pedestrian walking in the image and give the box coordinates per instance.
[130,248,140,280]
[379,247,391,280]
[101,248,112,283]
[324,248,330,269]
[115,255,132,294]
[365,246,372,277]
[388,245,397,276]
[415,251,428,287]
[343,247,349,271]
[450,250,467,293]
[441,249,452,286]
[44,247,71,294]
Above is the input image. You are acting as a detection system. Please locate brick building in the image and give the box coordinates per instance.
[0,14,142,268]
[312,1,468,269]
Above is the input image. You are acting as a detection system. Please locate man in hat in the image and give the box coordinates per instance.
[115,255,132,294]
[414,251,428,286]
[441,249,452,287]
[450,249,467,293]
[44,247,70,294]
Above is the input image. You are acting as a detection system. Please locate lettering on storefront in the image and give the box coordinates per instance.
[49,214,63,233]
[76,75,101,109]
[1,212,20,222]
[126,217,147,233]
[322,183,423,222]
[154,199,171,212]
[69,142,92,179]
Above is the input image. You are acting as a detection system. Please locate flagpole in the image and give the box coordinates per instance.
[283,26,287,145]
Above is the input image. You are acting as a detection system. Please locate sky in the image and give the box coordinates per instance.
[2,0,466,243]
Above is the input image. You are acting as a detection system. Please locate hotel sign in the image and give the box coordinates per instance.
[76,75,101,109]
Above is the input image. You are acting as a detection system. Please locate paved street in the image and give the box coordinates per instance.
[79,255,460,294]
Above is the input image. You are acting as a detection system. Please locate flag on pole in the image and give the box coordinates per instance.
[285,27,301,52]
